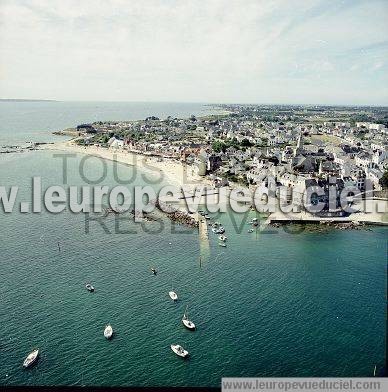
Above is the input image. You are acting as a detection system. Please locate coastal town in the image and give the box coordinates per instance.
[54,104,388,224]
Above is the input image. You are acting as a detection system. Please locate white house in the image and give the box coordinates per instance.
[107,137,124,149]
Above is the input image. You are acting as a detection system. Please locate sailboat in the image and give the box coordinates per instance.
[182,306,196,330]
[169,282,178,301]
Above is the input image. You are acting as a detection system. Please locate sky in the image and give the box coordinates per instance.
[0,0,387,105]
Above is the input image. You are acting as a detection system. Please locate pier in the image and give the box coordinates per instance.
[198,213,209,241]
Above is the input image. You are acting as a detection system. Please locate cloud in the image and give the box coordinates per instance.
[0,0,387,104]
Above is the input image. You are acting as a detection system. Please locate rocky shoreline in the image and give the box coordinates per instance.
[269,220,373,232]
[155,200,198,227]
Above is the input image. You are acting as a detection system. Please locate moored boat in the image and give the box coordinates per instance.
[104,325,113,339]
[85,283,95,292]
[170,344,189,358]
[182,306,196,330]
[169,291,178,301]
[23,349,39,368]
[218,235,227,241]
[169,280,178,301]
[218,242,227,247]
[216,226,225,234]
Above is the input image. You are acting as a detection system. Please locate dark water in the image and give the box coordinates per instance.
[0,102,386,387]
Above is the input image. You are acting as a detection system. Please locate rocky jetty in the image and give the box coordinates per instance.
[155,200,198,227]
[269,220,371,232]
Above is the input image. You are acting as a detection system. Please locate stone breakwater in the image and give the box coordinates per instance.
[269,221,373,232]
[156,200,198,227]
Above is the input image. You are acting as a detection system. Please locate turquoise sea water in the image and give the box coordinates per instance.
[0,102,386,387]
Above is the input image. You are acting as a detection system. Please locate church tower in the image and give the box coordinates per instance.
[294,132,304,157]
[296,132,303,150]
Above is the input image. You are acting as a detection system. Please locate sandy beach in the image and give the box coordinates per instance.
[41,140,211,190]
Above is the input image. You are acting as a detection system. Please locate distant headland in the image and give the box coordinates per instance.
[0,99,57,102]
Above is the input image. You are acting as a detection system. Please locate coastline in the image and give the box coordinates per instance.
[39,140,388,227]
[40,140,211,190]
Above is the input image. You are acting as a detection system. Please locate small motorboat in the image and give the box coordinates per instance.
[218,242,227,247]
[23,349,39,368]
[211,227,218,234]
[169,291,178,301]
[170,344,189,358]
[218,235,227,241]
[104,325,113,339]
[182,306,196,330]
[248,228,254,233]
[216,226,225,234]
[204,215,211,220]
[85,283,95,292]
[151,267,157,275]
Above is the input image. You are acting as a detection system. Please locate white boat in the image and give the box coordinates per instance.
[218,242,227,247]
[182,306,196,330]
[23,349,39,368]
[85,283,94,292]
[218,235,227,241]
[104,325,113,339]
[248,228,254,233]
[170,344,189,358]
[169,291,178,301]
[204,215,211,219]
[169,280,178,301]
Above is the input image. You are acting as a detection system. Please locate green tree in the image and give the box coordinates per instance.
[241,138,253,147]
[212,140,226,153]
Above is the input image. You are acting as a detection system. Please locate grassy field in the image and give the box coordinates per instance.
[309,134,344,146]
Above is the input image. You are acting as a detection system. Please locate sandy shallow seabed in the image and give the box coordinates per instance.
[40,141,219,216]
[41,141,211,189]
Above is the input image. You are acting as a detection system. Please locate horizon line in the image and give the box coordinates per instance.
[1,98,388,108]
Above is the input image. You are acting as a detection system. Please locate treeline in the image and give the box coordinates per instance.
[211,138,256,153]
